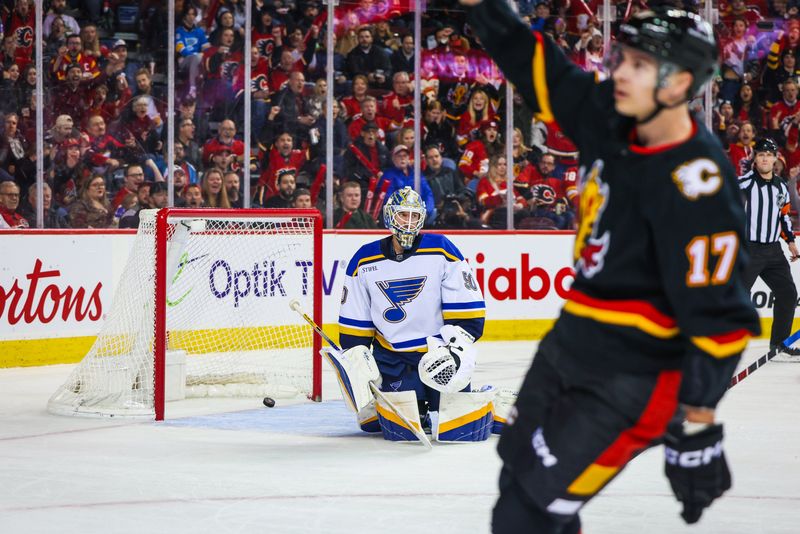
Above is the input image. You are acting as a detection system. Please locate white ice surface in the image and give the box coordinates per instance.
[1,340,798,534]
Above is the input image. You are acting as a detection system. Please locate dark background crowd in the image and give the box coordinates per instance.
[0,0,795,231]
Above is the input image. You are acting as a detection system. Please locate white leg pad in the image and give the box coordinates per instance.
[357,400,381,433]
[374,390,423,442]
[320,346,380,413]
[436,388,495,442]
[491,388,518,434]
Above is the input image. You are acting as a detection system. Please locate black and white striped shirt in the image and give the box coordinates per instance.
[738,170,795,244]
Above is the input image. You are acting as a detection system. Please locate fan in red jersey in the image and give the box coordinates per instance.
[458,120,503,185]
[255,130,308,205]
[476,154,525,228]
[514,153,576,230]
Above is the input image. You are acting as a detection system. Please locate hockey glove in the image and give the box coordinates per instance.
[663,420,731,524]
[419,325,476,393]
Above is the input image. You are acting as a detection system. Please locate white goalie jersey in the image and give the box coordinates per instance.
[338,233,486,353]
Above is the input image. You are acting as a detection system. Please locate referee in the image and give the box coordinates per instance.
[739,137,800,358]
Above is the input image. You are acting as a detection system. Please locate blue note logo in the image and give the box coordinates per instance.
[377,277,427,323]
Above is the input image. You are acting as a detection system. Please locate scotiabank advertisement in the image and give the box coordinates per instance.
[0,230,795,367]
[320,232,576,322]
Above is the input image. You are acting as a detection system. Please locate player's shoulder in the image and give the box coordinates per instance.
[656,125,739,204]
[675,124,734,171]
[345,238,386,277]
[414,233,465,262]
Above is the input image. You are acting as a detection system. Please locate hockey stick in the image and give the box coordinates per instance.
[288,299,433,449]
[728,329,800,389]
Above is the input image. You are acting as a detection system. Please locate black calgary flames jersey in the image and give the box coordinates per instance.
[469,1,760,378]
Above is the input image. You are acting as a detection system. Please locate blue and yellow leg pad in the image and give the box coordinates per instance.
[436,390,495,442]
[358,401,381,433]
[374,390,424,442]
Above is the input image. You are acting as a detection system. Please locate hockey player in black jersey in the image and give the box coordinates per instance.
[460,2,761,532]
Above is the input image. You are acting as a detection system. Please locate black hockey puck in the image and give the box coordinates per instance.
[262,397,276,408]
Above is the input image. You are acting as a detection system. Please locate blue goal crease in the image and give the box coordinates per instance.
[160,400,364,437]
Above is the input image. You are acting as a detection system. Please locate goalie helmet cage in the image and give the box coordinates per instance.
[48,208,323,421]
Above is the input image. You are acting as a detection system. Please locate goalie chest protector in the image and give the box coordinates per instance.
[338,234,485,356]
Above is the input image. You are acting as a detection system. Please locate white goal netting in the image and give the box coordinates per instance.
[48,209,320,418]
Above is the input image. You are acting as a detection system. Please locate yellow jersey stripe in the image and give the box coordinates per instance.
[691,335,750,359]
[442,310,486,320]
[563,301,680,339]
[567,463,619,496]
[338,325,376,337]
[352,253,385,276]
[375,332,427,353]
[532,35,555,123]
[416,247,461,262]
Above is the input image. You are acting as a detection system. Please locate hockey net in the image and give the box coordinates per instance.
[48,208,322,420]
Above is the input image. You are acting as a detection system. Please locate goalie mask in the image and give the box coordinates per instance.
[383,186,426,250]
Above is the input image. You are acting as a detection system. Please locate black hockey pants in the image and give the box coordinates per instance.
[492,335,681,533]
[742,242,798,347]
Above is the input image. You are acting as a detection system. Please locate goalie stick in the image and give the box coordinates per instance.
[728,329,800,389]
[288,299,433,449]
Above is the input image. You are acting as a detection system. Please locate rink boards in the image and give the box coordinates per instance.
[0,229,797,367]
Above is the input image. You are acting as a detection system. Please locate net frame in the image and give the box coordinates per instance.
[47,208,323,420]
[153,208,323,420]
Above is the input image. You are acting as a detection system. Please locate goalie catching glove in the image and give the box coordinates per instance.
[321,345,381,412]
[419,325,477,393]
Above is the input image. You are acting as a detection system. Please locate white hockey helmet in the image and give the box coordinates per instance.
[383,186,426,250]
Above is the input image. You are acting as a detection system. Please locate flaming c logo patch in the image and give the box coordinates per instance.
[574,161,610,278]
[671,158,722,201]
[448,84,468,107]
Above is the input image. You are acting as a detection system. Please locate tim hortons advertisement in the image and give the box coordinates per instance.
[0,234,134,340]
[1,230,797,367]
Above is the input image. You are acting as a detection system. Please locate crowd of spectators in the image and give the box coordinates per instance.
[714,0,800,211]
[2,0,795,231]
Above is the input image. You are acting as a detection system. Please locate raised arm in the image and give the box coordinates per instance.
[464,0,598,141]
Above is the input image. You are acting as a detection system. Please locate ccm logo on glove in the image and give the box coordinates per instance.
[665,440,723,468]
